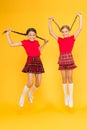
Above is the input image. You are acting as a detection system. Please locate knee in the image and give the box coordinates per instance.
[35,81,41,88]
[27,81,33,88]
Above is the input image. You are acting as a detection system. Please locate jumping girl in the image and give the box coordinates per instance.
[48,13,82,108]
[4,28,48,107]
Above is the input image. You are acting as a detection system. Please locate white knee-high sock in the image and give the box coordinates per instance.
[28,85,37,97]
[19,85,29,107]
[28,85,37,103]
[68,83,74,108]
[22,85,29,96]
[62,84,69,106]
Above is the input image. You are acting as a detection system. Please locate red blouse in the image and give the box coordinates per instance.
[58,35,75,53]
[21,40,40,56]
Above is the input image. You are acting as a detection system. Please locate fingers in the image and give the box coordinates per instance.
[77,13,82,17]
[6,29,11,33]
[44,39,49,43]
[3,29,11,34]
[48,17,54,21]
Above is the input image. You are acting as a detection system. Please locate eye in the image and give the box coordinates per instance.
[62,31,64,33]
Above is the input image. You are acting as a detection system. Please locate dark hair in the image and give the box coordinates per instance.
[70,15,78,30]
[53,15,78,32]
[26,28,37,35]
[53,19,61,31]
[60,25,71,32]
[3,28,45,40]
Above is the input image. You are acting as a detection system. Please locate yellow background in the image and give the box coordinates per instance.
[0,0,87,130]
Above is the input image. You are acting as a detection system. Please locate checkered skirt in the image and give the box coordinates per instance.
[58,52,77,70]
[58,52,75,65]
[22,56,45,73]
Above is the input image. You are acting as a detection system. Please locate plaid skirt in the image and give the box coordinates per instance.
[58,52,77,70]
[22,56,45,73]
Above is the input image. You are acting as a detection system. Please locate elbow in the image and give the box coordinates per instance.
[49,31,53,36]
[9,42,14,47]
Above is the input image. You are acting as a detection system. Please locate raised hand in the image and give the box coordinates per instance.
[3,29,11,34]
[77,13,82,17]
[44,39,48,44]
[48,17,54,21]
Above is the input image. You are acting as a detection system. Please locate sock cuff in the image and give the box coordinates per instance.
[68,83,74,86]
[62,83,67,87]
[24,85,29,90]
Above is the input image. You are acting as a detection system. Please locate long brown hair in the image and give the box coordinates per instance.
[53,15,78,32]
[3,28,45,40]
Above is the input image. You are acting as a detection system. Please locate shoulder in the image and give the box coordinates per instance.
[58,37,63,42]
[21,39,28,43]
[34,40,40,45]
[69,35,75,41]
[21,39,29,46]
[35,40,39,43]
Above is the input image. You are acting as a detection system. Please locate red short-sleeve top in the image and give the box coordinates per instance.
[21,40,40,56]
[57,35,75,53]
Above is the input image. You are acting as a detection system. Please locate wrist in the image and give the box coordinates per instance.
[6,32,10,35]
[48,19,52,22]
[44,40,48,44]
[48,18,54,22]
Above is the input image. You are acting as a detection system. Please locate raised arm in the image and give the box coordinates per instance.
[48,17,58,40]
[39,39,48,52]
[6,30,22,47]
[74,13,82,39]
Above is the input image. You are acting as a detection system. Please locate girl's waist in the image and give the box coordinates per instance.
[60,52,72,54]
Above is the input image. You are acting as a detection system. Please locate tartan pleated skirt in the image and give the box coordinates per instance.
[58,52,77,70]
[22,56,45,73]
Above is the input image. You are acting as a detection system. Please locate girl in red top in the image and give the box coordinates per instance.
[5,28,48,107]
[48,13,82,108]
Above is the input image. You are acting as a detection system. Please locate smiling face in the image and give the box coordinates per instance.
[27,31,36,41]
[61,27,70,38]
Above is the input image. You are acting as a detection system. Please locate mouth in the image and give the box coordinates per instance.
[30,38,35,41]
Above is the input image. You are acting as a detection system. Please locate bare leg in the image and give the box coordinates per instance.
[27,73,34,88]
[19,73,34,107]
[35,74,42,87]
[61,70,67,84]
[68,70,73,83]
